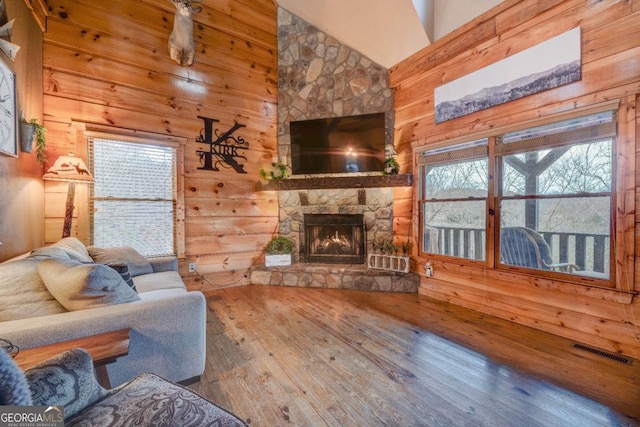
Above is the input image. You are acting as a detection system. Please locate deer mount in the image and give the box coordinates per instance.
[168,0,202,67]
[0,0,20,60]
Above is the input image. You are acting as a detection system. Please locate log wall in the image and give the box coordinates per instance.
[42,0,278,290]
[390,0,640,358]
[0,0,44,261]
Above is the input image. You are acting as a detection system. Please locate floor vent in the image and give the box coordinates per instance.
[571,343,633,365]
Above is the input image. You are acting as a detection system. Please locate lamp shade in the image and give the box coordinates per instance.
[42,154,93,183]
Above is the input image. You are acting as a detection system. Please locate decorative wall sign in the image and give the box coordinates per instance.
[0,54,17,157]
[196,116,249,173]
[435,27,581,123]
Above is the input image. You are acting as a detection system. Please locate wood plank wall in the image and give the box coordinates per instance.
[0,0,44,261]
[390,0,640,358]
[42,0,278,290]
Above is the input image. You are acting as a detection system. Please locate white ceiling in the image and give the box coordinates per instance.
[276,0,430,68]
[275,0,503,69]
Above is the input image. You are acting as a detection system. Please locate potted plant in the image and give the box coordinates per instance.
[265,235,294,267]
[20,117,46,165]
[260,162,290,181]
[383,156,399,175]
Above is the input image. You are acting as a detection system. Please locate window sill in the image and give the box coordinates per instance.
[418,256,636,304]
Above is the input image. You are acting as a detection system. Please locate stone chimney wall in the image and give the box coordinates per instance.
[276,7,396,263]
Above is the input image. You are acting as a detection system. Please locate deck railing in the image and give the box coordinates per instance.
[427,227,610,274]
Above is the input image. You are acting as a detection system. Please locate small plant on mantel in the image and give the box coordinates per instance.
[260,162,290,181]
[383,156,399,175]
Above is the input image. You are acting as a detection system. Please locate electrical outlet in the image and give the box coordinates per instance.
[425,262,433,277]
[188,262,197,273]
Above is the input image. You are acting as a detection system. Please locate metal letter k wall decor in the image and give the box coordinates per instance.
[196,116,249,173]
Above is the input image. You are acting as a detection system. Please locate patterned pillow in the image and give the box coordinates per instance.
[25,348,107,420]
[0,348,33,406]
[66,373,247,426]
[37,258,139,311]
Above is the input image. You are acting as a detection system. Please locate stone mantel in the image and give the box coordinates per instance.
[256,174,413,191]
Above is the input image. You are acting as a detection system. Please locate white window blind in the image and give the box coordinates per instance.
[89,137,176,257]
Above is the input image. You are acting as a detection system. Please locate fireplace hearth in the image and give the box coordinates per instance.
[303,214,365,264]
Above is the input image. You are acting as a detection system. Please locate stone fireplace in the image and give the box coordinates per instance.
[278,187,394,263]
[251,182,419,292]
[303,214,365,264]
[249,8,419,292]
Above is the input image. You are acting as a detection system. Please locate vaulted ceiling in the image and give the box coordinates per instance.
[276,0,429,68]
[275,0,503,68]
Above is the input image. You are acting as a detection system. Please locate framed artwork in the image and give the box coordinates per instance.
[0,54,17,157]
[435,27,581,123]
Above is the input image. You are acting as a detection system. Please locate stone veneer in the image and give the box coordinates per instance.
[279,188,394,263]
[277,7,394,146]
[250,264,419,293]
[275,8,397,263]
[258,9,414,291]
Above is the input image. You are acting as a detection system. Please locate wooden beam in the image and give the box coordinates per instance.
[22,0,47,32]
[256,174,414,191]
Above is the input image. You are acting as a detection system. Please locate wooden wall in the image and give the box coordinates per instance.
[390,0,640,358]
[42,0,278,290]
[0,0,44,261]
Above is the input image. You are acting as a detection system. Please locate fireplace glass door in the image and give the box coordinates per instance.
[304,214,365,264]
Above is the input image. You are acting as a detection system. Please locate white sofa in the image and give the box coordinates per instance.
[0,238,207,387]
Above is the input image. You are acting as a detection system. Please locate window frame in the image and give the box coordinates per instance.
[85,129,186,258]
[418,139,489,265]
[417,101,633,292]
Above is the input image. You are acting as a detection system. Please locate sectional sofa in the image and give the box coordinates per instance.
[0,237,206,386]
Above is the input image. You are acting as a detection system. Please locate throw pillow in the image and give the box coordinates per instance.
[0,348,33,406]
[26,348,108,420]
[37,258,139,311]
[107,263,137,292]
[0,258,67,322]
[50,237,93,263]
[87,246,154,277]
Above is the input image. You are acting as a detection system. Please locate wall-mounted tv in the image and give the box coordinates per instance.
[290,113,386,175]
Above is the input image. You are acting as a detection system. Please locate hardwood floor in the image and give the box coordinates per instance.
[190,285,640,426]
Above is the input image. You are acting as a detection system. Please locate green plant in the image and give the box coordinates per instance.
[375,238,394,254]
[260,162,290,180]
[29,118,46,165]
[401,239,412,256]
[265,235,294,255]
[383,156,399,175]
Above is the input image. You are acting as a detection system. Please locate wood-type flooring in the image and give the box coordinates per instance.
[190,285,640,426]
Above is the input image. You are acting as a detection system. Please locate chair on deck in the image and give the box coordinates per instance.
[500,227,577,272]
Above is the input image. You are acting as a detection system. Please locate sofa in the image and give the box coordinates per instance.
[0,348,246,426]
[0,237,207,387]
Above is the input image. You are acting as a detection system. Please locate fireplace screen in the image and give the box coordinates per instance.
[304,214,365,264]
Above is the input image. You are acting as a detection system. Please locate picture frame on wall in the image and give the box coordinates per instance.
[0,54,17,157]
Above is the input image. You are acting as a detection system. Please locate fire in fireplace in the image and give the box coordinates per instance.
[303,214,365,264]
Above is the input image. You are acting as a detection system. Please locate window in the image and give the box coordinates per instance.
[420,139,488,261]
[88,134,181,257]
[419,109,617,286]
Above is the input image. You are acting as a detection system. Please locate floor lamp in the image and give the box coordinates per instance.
[42,154,94,238]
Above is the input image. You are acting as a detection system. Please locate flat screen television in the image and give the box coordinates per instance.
[290,113,386,175]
